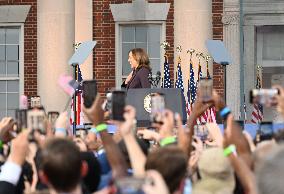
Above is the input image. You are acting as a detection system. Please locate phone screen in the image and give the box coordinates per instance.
[109,91,126,121]
[150,93,165,124]
[235,120,244,130]
[115,177,145,194]
[82,80,97,108]
[48,111,59,131]
[199,78,213,102]
[259,122,273,141]
[194,124,208,142]
[27,109,46,134]
[15,109,27,132]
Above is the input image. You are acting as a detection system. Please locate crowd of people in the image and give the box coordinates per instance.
[0,86,284,194]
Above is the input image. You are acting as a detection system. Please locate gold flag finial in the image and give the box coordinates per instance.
[196,52,204,64]
[187,49,195,60]
[176,45,182,53]
[205,55,211,62]
[73,42,82,51]
[161,41,170,50]
[176,45,182,63]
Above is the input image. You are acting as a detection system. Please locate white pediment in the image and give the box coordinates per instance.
[110,0,170,22]
[0,5,31,23]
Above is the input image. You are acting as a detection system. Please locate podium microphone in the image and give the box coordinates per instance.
[148,71,161,87]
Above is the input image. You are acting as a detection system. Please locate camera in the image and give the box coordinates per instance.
[249,89,279,106]
[106,90,126,121]
[150,93,165,124]
[199,77,213,102]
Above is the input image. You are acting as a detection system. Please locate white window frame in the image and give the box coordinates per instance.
[257,25,284,68]
[0,23,24,111]
[115,21,166,88]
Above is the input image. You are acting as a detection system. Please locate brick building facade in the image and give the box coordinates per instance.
[0,0,225,116]
[0,0,37,97]
[93,0,175,94]
[212,0,224,98]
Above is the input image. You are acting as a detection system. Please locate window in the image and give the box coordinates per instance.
[256,25,284,121]
[118,24,163,85]
[0,27,21,118]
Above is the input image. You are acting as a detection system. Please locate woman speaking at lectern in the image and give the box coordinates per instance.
[121,48,151,89]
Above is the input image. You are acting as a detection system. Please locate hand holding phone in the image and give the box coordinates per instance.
[27,109,46,134]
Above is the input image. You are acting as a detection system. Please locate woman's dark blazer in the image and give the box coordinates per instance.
[122,67,151,89]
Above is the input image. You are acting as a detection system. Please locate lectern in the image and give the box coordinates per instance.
[126,88,187,127]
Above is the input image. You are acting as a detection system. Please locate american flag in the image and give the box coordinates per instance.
[175,61,187,118]
[175,62,184,93]
[186,79,191,116]
[206,63,211,79]
[197,62,202,83]
[70,65,84,126]
[251,72,263,123]
[163,55,172,88]
[190,61,196,104]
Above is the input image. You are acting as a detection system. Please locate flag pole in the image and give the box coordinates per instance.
[176,45,182,86]
[71,63,78,135]
[160,41,170,88]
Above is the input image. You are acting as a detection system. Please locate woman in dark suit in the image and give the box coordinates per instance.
[121,48,151,89]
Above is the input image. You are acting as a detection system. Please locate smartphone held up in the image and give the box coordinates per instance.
[82,80,97,108]
[106,90,126,121]
[249,88,279,107]
[199,77,213,102]
[150,93,165,124]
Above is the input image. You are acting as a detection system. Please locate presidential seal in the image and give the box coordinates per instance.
[143,94,152,113]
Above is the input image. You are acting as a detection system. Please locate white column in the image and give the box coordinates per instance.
[75,0,93,80]
[174,0,213,83]
[243,25,255,120]
[222,14,241,118]
[37,0,75,112]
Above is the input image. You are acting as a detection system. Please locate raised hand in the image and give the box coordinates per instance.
[8,129,30,166]
[118,105,136,137]
[0,117,15,143]
[83,94,104,126]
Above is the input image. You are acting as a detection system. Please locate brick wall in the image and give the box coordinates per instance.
[212,0,224,98]
[0,0,38,97]
[93,0,174,94]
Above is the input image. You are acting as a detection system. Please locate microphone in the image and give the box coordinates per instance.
[148,71,161,87]
[156,71,161,79]
[148,72,153,80]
